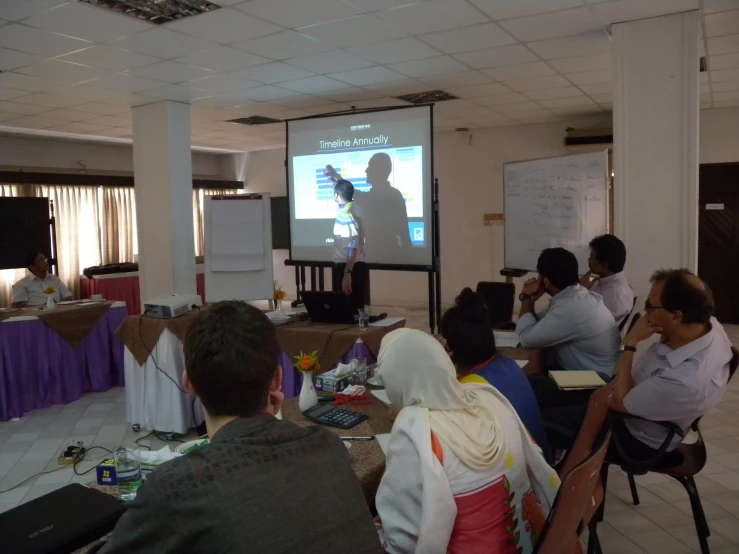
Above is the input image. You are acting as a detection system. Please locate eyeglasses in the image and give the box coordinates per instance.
[644,301,673,313]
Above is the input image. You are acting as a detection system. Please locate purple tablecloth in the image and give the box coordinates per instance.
[280,342,375,399]
[0,306,127,421]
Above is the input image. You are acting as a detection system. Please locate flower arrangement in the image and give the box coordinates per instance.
[294,350,320,373]
[43,286,56,295]
[273,281,286,301]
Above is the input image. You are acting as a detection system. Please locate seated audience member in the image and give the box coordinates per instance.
[375,329,559,554]
[610,269,731,466]
[98,302,382,554]
[580,234,636,325]
[11,252,71,307]
[516,247,621,377]
[440,287,547,448]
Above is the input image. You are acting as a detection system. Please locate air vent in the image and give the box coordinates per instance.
[396,90,458,104]
[700,56,707,72]
[79,0,222,25]
[228,116,284,126]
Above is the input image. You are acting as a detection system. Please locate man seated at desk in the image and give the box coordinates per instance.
[516,247,621,378]
[11,252,71,308]
[580,234,636,326]
[609,269,731,466]
[97,301,382,554]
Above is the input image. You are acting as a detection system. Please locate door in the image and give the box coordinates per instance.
[698,163,739,323]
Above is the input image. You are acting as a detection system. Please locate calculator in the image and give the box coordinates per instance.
[303,403,368,429]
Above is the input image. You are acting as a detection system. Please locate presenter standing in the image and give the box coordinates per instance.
[332,179,368,310]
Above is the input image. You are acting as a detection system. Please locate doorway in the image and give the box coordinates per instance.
[698,163,739,323]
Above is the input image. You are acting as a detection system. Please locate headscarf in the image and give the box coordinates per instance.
[378,328,504,471]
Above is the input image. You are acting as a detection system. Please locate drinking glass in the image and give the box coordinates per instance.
[114,445,142,502]
[358,308,369,330]
[353,357,368,385]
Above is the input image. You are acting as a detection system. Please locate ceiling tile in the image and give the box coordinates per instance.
[453,44,538,69]
[329,66,407,86]
[712,80,739,91]
[548,53,612,73]
[0,113,23,123]
[708,33,739,56]
[483,61,556,81]
[709,52,739,70]
[0,88,32,101]
[537,96,596,108]
[527,32,613,59]
[39,108,100,122]
[705,10,739,38]
[550,106,604,118]
[362,80,425,96]
[0,48,41,71]
[237,62,316,84]
[16,60,110,85]
[129,61,214,84]
[45,84,135,103]
[189,95,245,108]
[277,76,353,93]
[228,85,302,102]
[110,28,218,59]
[56,46,162,72]
[102,126,134,137]
[469,0,584,20]
[235,31,333,60]
[0,0,69,21]
[0,101,50,115]
[91,73,166,93]
[299,14,407,47]
[703,0,739,14]
[235,0,362,29]
[590,92,613,104]
[565,69,612,85]
[13,93,86,108]
[84,114,130,127]
[0,23,92,57]
[350,96,411,109]
[473,92,529,105]
[499,7,602,42]
[589,0,700,25]
[71,101,128,115]
[712,68,739,82]
[287,50,375,73]
[445,82,512,97]
[420,70,491,87]
[578,82,612,95]
[176,47,270,73]
[3,115,60,129]
[419,23,517,54]
[188,72,262,93]
[493,101,545,113]
[377,0,489,35]
[46,121,113,134]
[140,85,213,102]
[23,2,153,43]
[388,55,468,77]
[164,7,281,45]
[504,74,571,91]
[525,86,585,100]
[0,72,60,92]
[347,37,441,64]
[510,111,563,123]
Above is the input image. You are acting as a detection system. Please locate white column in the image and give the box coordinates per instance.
[613,11,699,301]
[132,101,196,303]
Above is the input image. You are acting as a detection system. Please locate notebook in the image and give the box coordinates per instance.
[549,370,607,390]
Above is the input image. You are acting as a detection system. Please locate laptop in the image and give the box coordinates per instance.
[301,291,357,324]
[1,483,126,554]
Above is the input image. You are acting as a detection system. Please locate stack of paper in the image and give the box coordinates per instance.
[494,330,520,348]
[549,371,606,390]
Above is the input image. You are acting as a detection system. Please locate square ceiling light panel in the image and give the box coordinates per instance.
[79,0,222,24]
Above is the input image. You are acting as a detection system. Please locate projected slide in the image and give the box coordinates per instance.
[292,146,423,220]
[287,105,433,266]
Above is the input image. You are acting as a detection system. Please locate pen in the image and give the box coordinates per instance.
[340,436,374,441]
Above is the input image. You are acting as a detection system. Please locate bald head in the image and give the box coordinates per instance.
[650,269,714,325]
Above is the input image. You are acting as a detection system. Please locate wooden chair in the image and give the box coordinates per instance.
[609,346,739,554]
[535,432,612,554]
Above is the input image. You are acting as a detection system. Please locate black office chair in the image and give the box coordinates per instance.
[618,297,638,334]
[475,281,515,329]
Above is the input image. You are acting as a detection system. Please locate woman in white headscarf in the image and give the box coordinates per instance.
[375,329,561,554]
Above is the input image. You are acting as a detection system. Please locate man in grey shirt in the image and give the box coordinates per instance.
[517,247,621,377]
[610,269,732,465]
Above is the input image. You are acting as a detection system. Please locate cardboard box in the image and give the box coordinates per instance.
[313,373,351,394]
[96,458,157,486]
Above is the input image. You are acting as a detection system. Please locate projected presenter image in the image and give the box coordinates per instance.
[325,153,411,262]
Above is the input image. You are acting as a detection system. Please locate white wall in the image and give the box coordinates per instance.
[700,107,739,164]
[0,135,222,177]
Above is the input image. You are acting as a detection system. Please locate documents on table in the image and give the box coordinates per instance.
[371,389,391,406]
[369,317,404,328]
[549,370,606,390]
[514,360,527,369]
[493,330,520,348]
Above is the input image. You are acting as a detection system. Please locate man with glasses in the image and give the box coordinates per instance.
[610,269,731,465]
[11,251,71,308]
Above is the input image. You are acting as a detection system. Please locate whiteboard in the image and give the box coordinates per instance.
[204,194,274,302]
[504,151,608,272]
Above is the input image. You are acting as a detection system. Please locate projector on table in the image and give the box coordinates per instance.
[143,294,202,319]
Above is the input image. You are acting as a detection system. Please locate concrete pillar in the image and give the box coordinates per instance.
[613,11,700,300]
[132,101,196,303]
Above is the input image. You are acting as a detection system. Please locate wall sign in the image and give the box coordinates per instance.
[705,203,725,210]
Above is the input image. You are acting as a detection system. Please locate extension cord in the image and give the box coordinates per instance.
[58,441,85,466]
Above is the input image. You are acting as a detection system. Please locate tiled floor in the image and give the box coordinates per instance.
[2,315,739,553]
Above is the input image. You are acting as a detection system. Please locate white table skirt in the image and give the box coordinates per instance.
[124,328,204,435]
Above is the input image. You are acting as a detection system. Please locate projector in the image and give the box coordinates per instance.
[143,294,202,319]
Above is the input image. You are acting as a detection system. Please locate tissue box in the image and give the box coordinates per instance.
[96,459,157,486]
[314,372,351,393]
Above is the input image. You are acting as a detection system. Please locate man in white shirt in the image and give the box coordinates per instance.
[580,234,636,325]
[11,252,71,307]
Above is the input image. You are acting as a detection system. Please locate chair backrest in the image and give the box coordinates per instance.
[475,281,515,327]
[729,347,739,382]
[535,432,611,554]
[558,383,615,478]
[618,297,638,334]
[626,312,642,334]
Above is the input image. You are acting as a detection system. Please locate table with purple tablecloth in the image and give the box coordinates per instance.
[0,302,128,421]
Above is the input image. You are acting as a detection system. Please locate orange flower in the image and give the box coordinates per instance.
[274,290,286,300]
[299,356,312,370]
[314,363,321,371]
[43,287,56,295]
[294,350,320,372]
